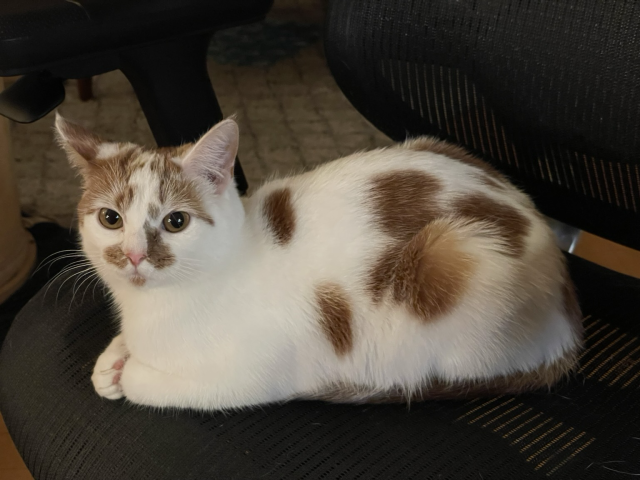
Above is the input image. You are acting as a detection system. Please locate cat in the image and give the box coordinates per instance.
[55,113,583,410]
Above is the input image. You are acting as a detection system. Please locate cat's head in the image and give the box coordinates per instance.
[55,114,245,289]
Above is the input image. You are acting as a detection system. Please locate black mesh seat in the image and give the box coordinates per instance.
[0,255,638,479]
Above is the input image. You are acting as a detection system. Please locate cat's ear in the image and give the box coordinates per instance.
[54,113,104,172]
[181,118,238,194]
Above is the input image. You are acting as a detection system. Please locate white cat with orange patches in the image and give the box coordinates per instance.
[55,114,583,411]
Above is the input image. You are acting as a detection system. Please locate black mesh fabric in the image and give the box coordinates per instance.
[325,0,640,250]
[1,255,639,479]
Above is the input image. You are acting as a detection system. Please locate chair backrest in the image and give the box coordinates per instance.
[325,0,640,250]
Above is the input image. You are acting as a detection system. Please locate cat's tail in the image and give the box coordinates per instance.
[388,216,495,322]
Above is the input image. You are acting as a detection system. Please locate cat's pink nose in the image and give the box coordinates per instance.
[125,252,146,267]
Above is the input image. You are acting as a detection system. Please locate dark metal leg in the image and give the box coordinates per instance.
[118,33,248,195]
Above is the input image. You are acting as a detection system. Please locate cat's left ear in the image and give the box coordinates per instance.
[54,113,104,172]
[181,118,238,194]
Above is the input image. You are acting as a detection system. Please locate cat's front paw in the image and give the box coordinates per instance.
[91,335,128,400]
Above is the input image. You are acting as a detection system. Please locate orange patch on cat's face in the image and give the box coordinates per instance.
[101,223,175,284]
[155,156,214,226]
[77,145,213,226]
[103,244,128,269]
[144,222,175,269]
[77,145,140,222]
[114,184,135,214]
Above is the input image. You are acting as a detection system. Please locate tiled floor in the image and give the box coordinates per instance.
[2,0,640,479]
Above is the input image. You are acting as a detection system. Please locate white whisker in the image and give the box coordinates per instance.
[34,250,85,275]
[82,275,102,304]
[43,263,93,300]
[75,271,103,307]
[58,268,93,304]
[69,270,95,309]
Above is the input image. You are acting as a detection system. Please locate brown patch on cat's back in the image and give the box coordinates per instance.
[144,223,175,269]
[104,244,128,269]
[368,170,442,242]
[395,221,476,320]
[315,283,354,356]
[368,219,476,321]
[405,137,508,185]
[263,187,296,246]
[367,244,401,303]
[454,194,531,257]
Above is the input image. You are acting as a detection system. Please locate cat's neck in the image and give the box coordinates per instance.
[109,209,262,361]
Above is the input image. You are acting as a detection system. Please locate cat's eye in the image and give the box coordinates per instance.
[163,212,190,233]
[99,208,123,229]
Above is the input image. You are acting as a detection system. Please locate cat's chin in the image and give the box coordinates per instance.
[105,272,150,289]
[129,274,147,287]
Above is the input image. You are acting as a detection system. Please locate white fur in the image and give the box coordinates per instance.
[96,143,121,159]
[77,131,581,411]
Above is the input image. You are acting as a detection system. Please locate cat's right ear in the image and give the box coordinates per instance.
[181,118,239,195]
[54,113,103,173]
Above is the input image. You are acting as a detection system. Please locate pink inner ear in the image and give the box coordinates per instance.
[181,119,239,191]
[207,171,221,185]
[71,133,101,160]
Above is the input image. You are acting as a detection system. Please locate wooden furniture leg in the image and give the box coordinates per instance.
[0,78,36,304]
[77,78,93,101]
